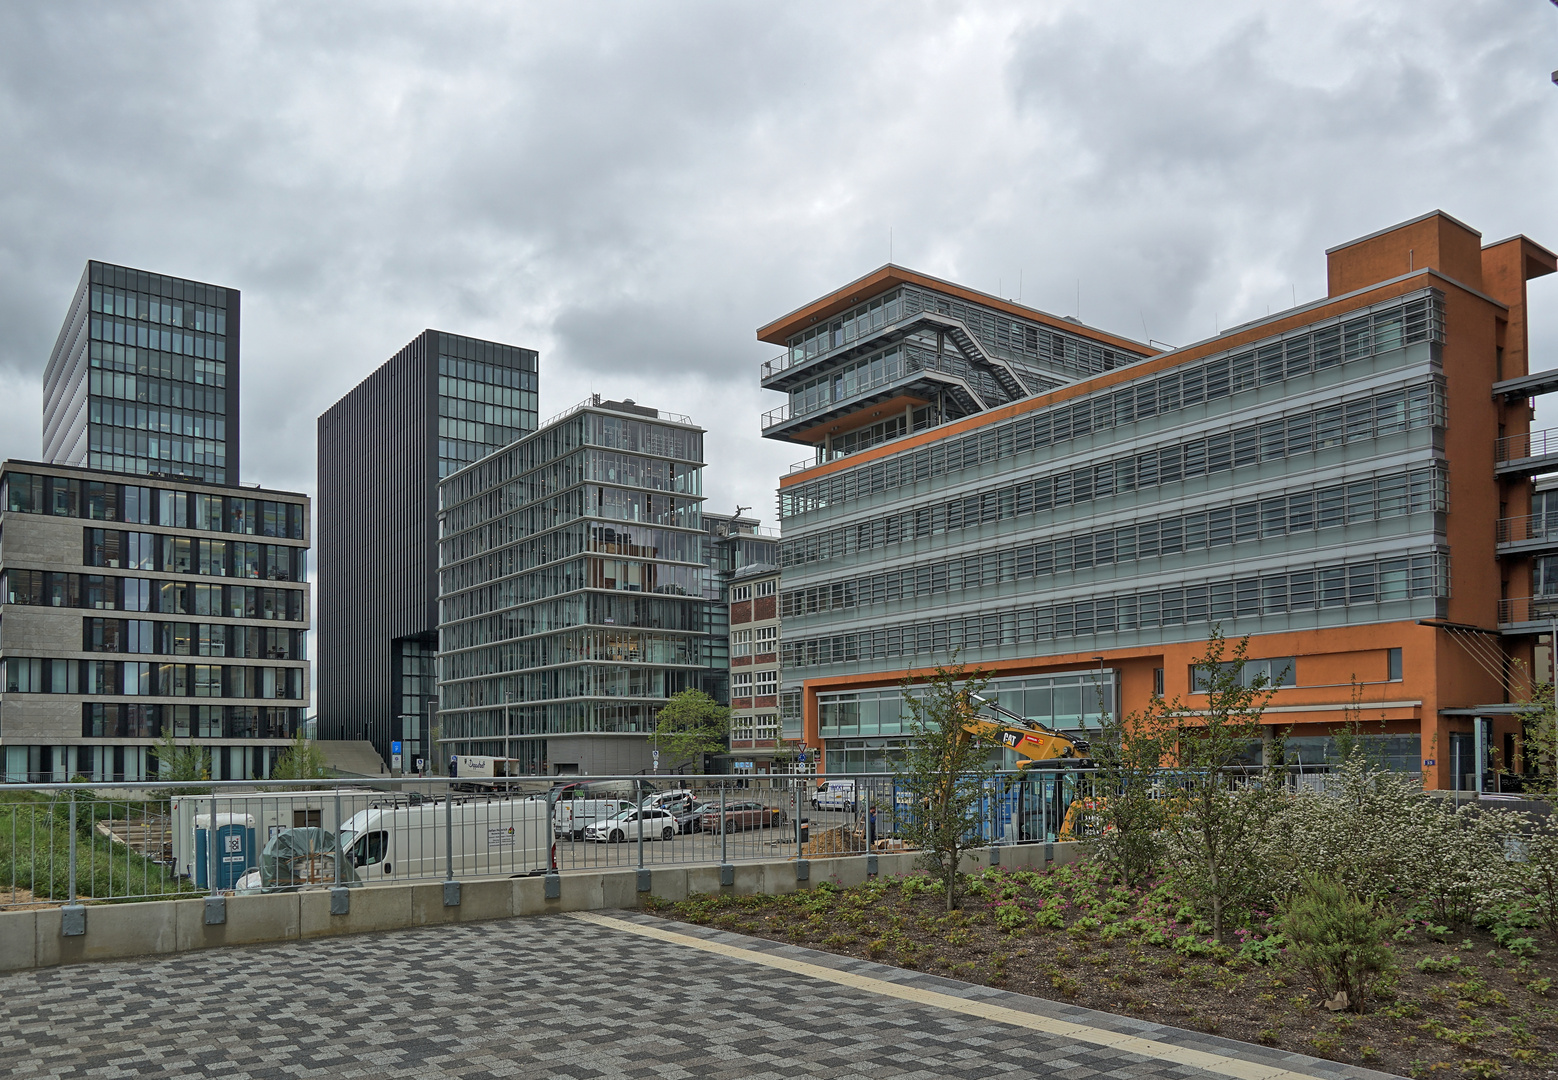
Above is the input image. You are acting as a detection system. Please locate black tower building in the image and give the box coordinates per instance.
[316,329,537,768]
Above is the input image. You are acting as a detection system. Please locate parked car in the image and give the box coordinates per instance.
[554,797,635,840]
[583,807,679,843]
[699,801,787,832]
[672,802,711,834]
[644,789,697,812]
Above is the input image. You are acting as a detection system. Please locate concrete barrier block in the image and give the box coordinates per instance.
[686,865,723,896]
[453,878,515,923]
[600,870,638,910]
[514,876,546,916]
[0,909,37,972]
[410,883,462,927]
[814,856,868,888]
[645,867,688,903]
[729,862,764,895]
[551,872,604,912]
[298,890,341,939]
[174,897,213,950]
[219,892,301,947]
[34,907,61,968]
[337,883,413,934]
[1054,841,1085,866]
[61,898,178,963]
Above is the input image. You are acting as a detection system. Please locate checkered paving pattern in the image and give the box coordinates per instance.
[0,912,1399,1080]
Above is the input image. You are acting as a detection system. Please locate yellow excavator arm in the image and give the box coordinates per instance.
[958,692,1091,769]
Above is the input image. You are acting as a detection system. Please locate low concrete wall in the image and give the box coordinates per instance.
[0,841,1084,973]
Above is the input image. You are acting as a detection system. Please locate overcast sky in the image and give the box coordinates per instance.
[1,1,1555,526]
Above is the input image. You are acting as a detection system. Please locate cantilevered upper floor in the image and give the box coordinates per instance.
[755,266,1154,460]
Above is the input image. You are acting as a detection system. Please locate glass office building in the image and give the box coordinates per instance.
[761,213,1558,789]
[0,461,310,782]
[44,261,239,486]
[316,329,538,769]
[437,396,708,775]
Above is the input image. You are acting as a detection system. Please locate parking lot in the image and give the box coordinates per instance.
[551,797,864,871]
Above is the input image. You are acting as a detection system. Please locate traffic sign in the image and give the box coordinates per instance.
[391,741,403,754]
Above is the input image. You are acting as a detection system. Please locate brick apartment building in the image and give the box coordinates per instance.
[727,562,783,772]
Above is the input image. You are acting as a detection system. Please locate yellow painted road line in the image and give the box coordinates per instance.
[567,911,1339,1080]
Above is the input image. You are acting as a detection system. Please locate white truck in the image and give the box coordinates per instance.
[338,794,552,883]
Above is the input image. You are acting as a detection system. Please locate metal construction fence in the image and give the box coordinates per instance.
[0,770,1105,910]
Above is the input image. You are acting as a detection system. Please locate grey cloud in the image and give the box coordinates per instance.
[0,0,1554,514]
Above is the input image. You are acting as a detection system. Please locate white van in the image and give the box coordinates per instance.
[811,779,857,811]
[553,797,636,840]
[338,795,551,883]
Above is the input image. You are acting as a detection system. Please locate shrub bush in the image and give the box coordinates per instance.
[1280,875,1396,1013]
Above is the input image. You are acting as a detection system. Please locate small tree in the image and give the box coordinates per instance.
[654,690,730,771]
[271,730,332,783]
[894,661,1001,911]
[1517,681,1558,795]
[151,731,211,795]
[1163,628,1285,943]
[1089,691,1173,888]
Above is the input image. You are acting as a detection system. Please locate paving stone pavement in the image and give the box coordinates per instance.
[0,910,1402,1080]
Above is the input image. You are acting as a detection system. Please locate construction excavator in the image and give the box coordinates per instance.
[958,692,1102,840]
[961,692,1092,769]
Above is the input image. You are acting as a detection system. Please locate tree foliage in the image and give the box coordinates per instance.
[1517,681,1558,796]
[1089,686,1173,888]
[893,661,1001,911]
[1280,875,1397,1013]
[1161,628,1286,944]
[270,731,332,784]
[654,690,731,769]
[151,731,211,795]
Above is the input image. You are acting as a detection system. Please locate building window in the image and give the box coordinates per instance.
[754,670,778,696]
[1388,648,1403,682]
[732,671,753,695]
[755,625,778,650]
[756,579,777,598]
[1192,657,1295,692]
[753,713,779,740]
[1153,668,1164,697]
[732,629,753,657]
[732,584,752,602]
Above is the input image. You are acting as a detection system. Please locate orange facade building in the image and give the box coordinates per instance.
[759,212,1556,790]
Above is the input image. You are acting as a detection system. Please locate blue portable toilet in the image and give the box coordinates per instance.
[194,813,257,889]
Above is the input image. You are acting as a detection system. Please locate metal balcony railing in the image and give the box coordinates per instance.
[1498,595,1558,626]
[1495,427,1558,465]
[759,351,794,382]
[760,402,792,430]
[1495,514,1558,545]
[541,395,692,431]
